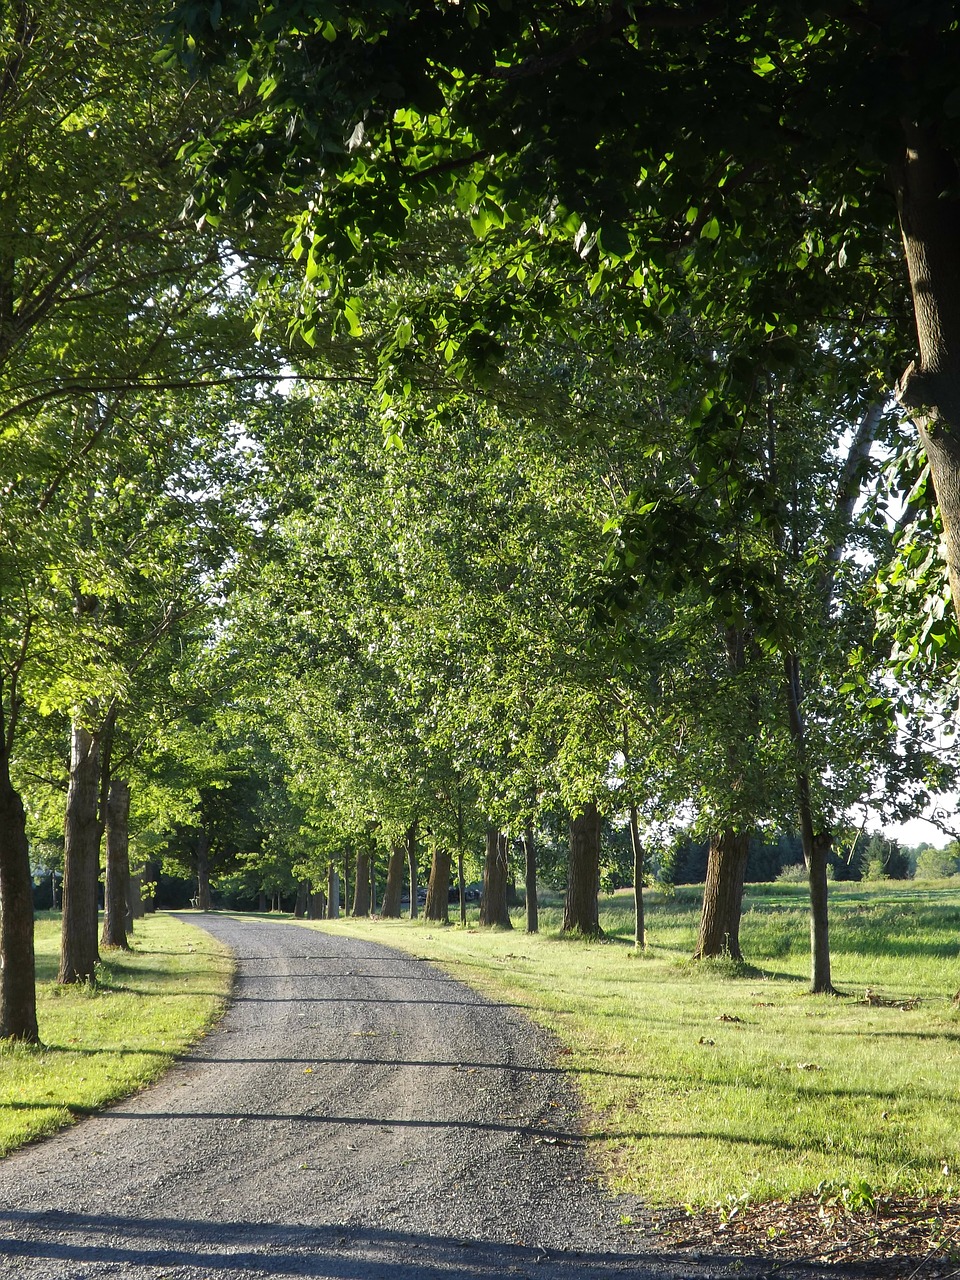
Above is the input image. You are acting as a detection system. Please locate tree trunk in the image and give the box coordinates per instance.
[479,825,512,928]
[629,803,645,949]
[327,863,340,918]
[59,722,102,984]
[100,777,131,950]
[406,821,419,920]
[196,831,212,912]
[523,825,538,934]
[142,859,159,912]
[897,127,960,623]
[693,827,750,959]
[125,870,140,933]
[309,887,326,919]
[784,651,836,994]
[381,840,405,917]
[562,802,602,936]
[0,748,38,1042]
[293,881,309,918]
[369,844,378,915]
[808,831,834,994]
[424,845,451,923]
[352,848,371,916]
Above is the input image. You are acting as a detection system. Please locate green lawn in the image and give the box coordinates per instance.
[0,913,232,1157]
[296,878,960,1207]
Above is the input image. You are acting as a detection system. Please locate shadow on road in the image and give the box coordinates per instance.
[0,1208,843,1279]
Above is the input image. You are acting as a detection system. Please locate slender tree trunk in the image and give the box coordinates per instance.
[293,881,309,918]
[352,848,371,916]
[897,126,960,624]
[142,859,159,912]
[369,843,377,915]
[562,802,602,936]
[0,747,38,1042]
[327,864,340,918]
[59,722,102,984]
[629,803,646,949]
[100,777,131,950]
[406,820,419,920]
[480,825,513,928]
[424,845,451,923]
[381,840,405,917]
[784,651,836,994]
[341,852,349,915]
[693,828,750,959]
[196,831,212,912]
[456,796,466,925]
[523,824,538,934]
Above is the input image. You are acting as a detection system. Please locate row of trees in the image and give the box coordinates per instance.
[5,2,960,1040]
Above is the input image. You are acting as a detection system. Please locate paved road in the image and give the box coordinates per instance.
[0,916,859,1278]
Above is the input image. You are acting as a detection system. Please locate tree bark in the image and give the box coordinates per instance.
[480,825,513,928]
[0,747,38,1042]
[369,844,377,915]
[523,825,538,934]
[897,126,960,623]
[327,863,340,918]
[293,881,309,918]
[784,650,836,994]
[196,830,212,912]
[59,722,102,984]
[693,827,750,959]
[352,848,371,916]
[562,802,602,936]
[100,777,131,950]
[406,821,419,920]
[629,803,646,949]
[424,845,451,923]
[381,840,405,917]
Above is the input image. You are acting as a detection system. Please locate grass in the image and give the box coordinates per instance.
[0,912,233,1157]
[287,878,960,1208]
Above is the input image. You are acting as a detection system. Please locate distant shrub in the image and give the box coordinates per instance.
[776,863,806,883]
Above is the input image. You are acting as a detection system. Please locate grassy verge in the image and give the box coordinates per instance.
[289,879,960,1208]
[0,913,233,1157]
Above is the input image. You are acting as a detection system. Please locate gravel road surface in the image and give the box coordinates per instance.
[0,915,869,1279]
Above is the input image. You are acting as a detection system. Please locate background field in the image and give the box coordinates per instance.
[299,878,960,1207]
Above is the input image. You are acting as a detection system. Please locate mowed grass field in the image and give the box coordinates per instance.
[0,913,232,1157]
[299,878,960,1207]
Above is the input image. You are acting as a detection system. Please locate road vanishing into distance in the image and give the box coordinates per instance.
[0,915,871,1278]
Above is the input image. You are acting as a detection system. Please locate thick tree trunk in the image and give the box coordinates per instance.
[327,864,340,918]
[693,827,750,959]
[523,825,538,934]
[369,845,378,915]
[0,750,38,1042]
[100,777,131,950]
[381,840,405,917]
[897,127,960,622]
[406,821,419,920]
[293,881,309,918]
[352,849,370,916]
[308,887,326,919]
[480,825,513,928]
[629,803,646,949]
[562,802,602,936]
[59,722,102,984]
[196,831,212,912]
[125,871,140,933]
[424,845,451,923]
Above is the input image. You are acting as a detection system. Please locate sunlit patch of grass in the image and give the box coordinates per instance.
[290,880,960,1206]
[0,914,233,1157]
